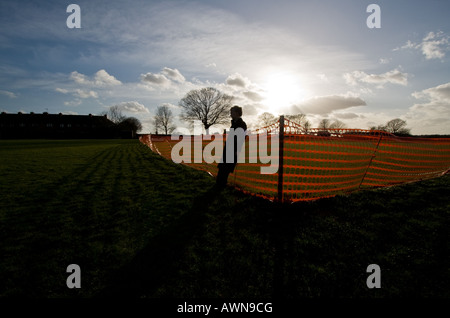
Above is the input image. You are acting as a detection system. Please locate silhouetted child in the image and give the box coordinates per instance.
[216,105,247,189]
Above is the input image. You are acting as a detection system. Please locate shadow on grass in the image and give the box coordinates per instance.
[94,185,371,298]
[96,185,225,298]
[96,174,450,298]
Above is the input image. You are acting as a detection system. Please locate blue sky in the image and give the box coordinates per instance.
[1,0,449,134]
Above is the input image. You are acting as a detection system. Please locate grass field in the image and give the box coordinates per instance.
[0,139,449,298]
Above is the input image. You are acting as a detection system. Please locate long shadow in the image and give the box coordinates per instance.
[268,198,335,298]
[96,186,222,298]
[268,201,305,298]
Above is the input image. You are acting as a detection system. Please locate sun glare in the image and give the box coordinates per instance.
[262,73,306,114]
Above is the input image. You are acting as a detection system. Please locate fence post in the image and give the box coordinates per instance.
[359,132,383,189]
[277,115,285,202]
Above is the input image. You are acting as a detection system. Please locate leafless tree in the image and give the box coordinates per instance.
[286,113,312,133]
[385,118,410,135]
[154,105,176,135]
[179,87,233,134]
[370,124,387,131]
[257,112,277,127]
[318,118,331,130]
[329,119,346,129]
[303,120,311,133]
[101,105,126,124]
[319,118,346,130]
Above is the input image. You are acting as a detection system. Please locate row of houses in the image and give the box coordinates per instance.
[0,112,136,139]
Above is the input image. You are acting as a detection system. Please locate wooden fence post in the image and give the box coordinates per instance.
[359,132,383,189]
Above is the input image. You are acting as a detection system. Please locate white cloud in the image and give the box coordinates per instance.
[394,40,416,51]
[141,72,171,87]
[344,68,408,87]
[412,82,450,102]
[394,31,449,60]
[406,82,450,134]
[70,69,121,86]
[290,94,367,115]
[226,73,250,88]
[114,101,150,113]
[94,69,122,86]
[56,86,98,99]
[421,31,449,60]
[74,89,98,99]
[0,90,17,98]
[161,67,185,83]
[55,87,69,94]
[140,68,188,89]
[70,71,90,85]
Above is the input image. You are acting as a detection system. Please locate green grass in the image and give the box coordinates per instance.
[0,139,449,298]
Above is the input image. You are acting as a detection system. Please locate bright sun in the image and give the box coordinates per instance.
[262,73,306,114]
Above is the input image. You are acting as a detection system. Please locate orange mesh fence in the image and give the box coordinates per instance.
[139,117,450,202]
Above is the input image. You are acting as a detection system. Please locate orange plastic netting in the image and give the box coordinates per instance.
[139,117,450,202]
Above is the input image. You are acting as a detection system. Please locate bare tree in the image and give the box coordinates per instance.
[286,113,312,133]
[286,113,306,124]
[329,120,346,129]
[318,118,331,130]
[179,87,233,134]
[100,105,144,138]
[319,118,346,129]
[303,120,311,133]
[154,105,176,135]
[370,124,387,131]
[257,112,277,127]
[102,105,126,124]
[385,118,410,135]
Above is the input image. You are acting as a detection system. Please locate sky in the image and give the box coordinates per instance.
[0,0,449,135]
